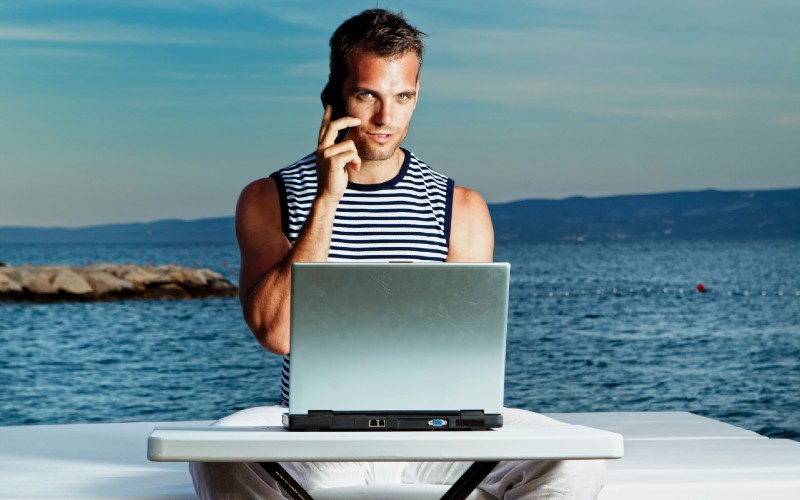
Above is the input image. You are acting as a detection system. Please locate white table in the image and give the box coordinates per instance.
[148,424,624,500]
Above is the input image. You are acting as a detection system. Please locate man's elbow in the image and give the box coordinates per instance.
[245,315,290,355]
[260,331,290,356]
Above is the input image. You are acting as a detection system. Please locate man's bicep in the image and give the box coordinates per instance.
[447,186,494,263]
[235,178,292,305]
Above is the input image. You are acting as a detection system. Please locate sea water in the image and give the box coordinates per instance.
[1,240,798,440]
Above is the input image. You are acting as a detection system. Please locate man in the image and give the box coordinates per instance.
[191,9,605,499]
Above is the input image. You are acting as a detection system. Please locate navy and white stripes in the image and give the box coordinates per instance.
[270,148,454,406]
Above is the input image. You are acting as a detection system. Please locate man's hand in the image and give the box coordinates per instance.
[316,105,362,203]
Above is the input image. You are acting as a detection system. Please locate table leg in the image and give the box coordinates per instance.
[258,460,499,500]
[440,461,500,500]
[258,462,314,500]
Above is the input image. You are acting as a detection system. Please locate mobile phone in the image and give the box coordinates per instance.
[321,81,350,143]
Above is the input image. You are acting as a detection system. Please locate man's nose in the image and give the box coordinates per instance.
[374,99,393,126]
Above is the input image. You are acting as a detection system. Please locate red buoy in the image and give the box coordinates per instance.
[696,283,707,293]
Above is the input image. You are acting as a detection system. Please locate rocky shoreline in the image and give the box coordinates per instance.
[0,264,238,302]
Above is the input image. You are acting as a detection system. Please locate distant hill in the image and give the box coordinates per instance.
[0,217,235,244]
[1,188,798,244]
[490,188,800,242]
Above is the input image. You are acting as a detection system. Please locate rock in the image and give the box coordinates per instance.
[0,273,22,293]
[209,280,237,293]
[22,272,58,295]
[199,269,225,281]
[52,269,93,295]
[168,268,208,287]
[122,269,167,287]
[80,263,119,275]
[10,268,35,284]
[152,283,190,299]
[85,272,134,294]
[0,263,237,302]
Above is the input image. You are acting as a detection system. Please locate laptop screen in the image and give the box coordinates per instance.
[287,263,510,416]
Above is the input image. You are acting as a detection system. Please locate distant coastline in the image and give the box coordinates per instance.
[1,188,798,244]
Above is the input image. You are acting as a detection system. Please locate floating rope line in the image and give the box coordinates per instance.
[529,288,800,297]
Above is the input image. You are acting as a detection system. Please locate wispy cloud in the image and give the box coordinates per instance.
[0,46,102,58]
[423,68,792,121]
[0,21,307,48]
[0,0,343,31]
[567,104,732,121]
[0,0,270,12]
[159,71,271,81]
[770,113,800,127]
[418,1,799,123]
[0,22,220,45]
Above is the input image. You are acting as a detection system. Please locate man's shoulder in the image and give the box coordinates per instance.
[239,177,279,207]
[239,151,316,208]
[453,185,488,209]
[448,185,493,261]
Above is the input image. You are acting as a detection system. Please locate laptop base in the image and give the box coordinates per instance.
[283,410,502,431]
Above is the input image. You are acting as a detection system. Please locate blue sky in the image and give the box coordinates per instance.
[1,0,798,227]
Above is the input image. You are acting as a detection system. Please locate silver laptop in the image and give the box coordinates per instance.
[282,262,510,431]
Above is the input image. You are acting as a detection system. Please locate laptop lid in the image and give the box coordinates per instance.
[285,262,509,430]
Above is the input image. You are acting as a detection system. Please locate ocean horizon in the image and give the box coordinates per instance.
[1,239,798,441]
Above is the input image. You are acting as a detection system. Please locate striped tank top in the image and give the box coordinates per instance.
[270,148,455,406]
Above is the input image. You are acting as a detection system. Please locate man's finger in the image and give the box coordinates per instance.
[320,116,361,147]
[323,141,361,171]
[318,105,333,144]
[320,140,357,160]
[347,152,362,172]
[334,149,361,173]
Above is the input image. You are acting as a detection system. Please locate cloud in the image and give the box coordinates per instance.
[0,22,219,45]
[0,21,311,48]
[567,104,732,121]
[0,0,269,12]
[258,5,344,31]
[159,71,270,81]
[0,0,346,31]
[0,46,102,58]
[770,113,800,126]
[422,67,789,121]
[415,1,799,124]
[284,59,328,79]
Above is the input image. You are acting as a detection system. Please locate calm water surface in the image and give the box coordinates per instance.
[1,240,798,440]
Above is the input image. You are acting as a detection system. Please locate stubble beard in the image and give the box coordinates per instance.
[353,126,409,163]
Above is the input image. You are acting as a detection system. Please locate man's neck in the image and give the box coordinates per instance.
[347,148,405,185]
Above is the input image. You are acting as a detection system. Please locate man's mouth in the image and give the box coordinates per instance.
[367,132,394,144]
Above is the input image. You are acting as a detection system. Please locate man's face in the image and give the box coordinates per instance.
[341,50,420,162]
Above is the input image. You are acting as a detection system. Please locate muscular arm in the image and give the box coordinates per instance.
[236,179,339,355]
[447,186,494,262]
[238,108,361,355]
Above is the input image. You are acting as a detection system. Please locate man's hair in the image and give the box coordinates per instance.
[329,9,427,84]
